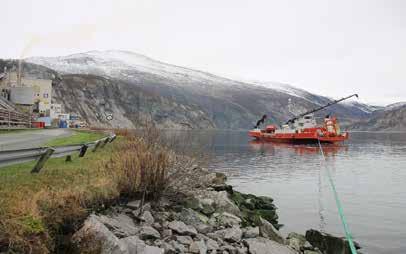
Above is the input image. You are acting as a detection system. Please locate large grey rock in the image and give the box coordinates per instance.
[98,213,139,238]
[305,229,361,254]
[206,172,227,186]
[259,217,285,244]
[168,220,197,236]
[207,232,221,241]
[196,233,210,241]
[156,197,172,209]
[189,239,208,254]
[126,200,141,210]
[73,214,164,254]
[220,244,237,254]
[72,214,129,254]
[206,238,219,251]
[139,226,161,240]
[224,227,242,243]
[132,203,152,217]
[161,229,172,238]
[214,226,242,243]
[169,240,188,253]
[177,208,209,227]
[196,223,213,234]
[211,191,241,216]
[286,232,307,251]
[160,242,176,254]
[236,246,248,254]
[303,241,313,250]
[189,190,241,216]
[122,235,164,254]
[152,222,162,230]
[215,212,242,227]
[140,211,155,225]
[199,198,216,215]
[243,237,297,254]
[154,212,171,223]
[176,235,193,245]
[242,227,260,238]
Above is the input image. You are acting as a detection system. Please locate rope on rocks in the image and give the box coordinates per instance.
[317,139,357,254]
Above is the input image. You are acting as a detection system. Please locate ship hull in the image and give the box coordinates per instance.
[248,130,349,144]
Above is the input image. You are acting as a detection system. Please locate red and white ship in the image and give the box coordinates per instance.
[248,94,358,144]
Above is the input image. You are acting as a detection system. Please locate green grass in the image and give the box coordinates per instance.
[0,138,119,252]
[0,144,114,192]
[45,130,106,147]
[0,129,112,252]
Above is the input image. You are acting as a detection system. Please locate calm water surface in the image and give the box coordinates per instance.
[186,131,406,254]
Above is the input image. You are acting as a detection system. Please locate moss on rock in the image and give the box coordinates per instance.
[229,190,281,230]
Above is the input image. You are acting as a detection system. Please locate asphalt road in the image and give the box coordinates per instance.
[0,129,73,150]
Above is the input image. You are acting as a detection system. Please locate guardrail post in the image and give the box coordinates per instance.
[92,140,102,152]
[79,144,88,157]
[100,137,110,148]
[109,135,117,143]
[65,155,72,162]
[31,148,55,173]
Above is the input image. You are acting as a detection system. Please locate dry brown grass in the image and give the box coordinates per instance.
[0,128,183,253]
[105,133,173,199]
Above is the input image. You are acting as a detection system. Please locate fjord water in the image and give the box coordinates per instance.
[188,131,406,254]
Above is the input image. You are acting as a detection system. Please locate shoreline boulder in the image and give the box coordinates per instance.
[305,229,361,254]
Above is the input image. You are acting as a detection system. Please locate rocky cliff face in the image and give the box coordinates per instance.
[26,50,374,129]
[54,74,215,129]
[350,104,406,131]
[0,60,214,129]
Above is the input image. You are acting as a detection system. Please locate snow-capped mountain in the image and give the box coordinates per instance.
[28,50,245,88]
[25,50,377,129]
[384,102,406,111]
[343,101,382,114]
[351,102,406,131]
[246,80,332,106]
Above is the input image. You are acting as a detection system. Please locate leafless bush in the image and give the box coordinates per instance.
[105,132,173,200]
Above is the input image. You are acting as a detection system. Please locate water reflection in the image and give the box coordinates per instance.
[248,141,348,156]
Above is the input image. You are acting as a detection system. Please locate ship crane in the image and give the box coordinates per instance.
[285,94,358,124]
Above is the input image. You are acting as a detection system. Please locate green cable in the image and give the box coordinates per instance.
[317,139,357,254]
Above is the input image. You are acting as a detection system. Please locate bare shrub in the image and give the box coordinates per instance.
[105,133,173,200]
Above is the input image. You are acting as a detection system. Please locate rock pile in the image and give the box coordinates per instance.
[71,168,361,254]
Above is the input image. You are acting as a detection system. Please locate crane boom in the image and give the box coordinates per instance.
[286,94,358,124]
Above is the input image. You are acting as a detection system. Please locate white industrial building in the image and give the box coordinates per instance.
[0,66,56,117]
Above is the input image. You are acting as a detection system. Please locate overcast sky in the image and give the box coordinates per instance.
[2,0,405,105]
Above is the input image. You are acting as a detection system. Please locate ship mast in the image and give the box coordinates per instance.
[285,94,358,124]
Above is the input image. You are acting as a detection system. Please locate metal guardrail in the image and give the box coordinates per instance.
[0,134,116,173]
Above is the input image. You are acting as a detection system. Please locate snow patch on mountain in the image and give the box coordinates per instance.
[27,50,244,87]
[384,102,406,111]
[342,100,381,114]
[246,80,321,103]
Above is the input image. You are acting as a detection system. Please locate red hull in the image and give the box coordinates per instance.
[248,129,349,144]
